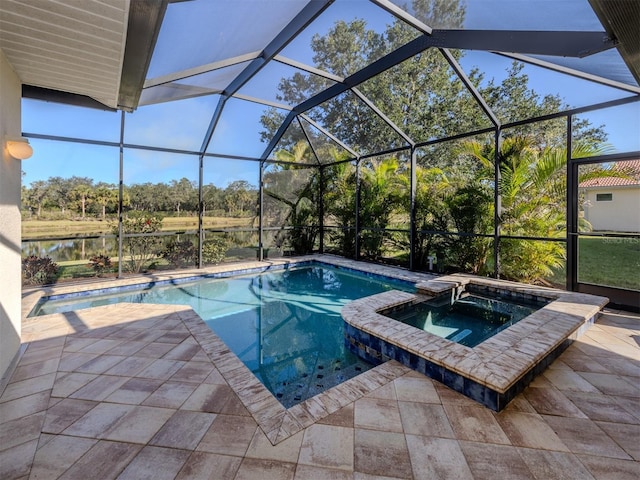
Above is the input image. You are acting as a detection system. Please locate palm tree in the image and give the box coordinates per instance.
[358,156,405,259]
[71,184,94,219]
[266,141,319,254]
[323,158,358,257]
[94,184,118,220]
[462,136,612,283]
[400,165,450,270]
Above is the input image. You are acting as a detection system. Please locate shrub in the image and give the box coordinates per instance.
[441,185,493,275]
[22,255,59,285]
[203,237,227,265]
[89,254,112,276]
[161,240,197,268]
[117,214,163,273]
[500,239,565,285]
[160,237,227,268]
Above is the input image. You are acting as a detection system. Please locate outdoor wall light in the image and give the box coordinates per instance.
[5,136,33,160]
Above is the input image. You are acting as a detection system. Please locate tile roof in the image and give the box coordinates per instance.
[580,177,640,187]
[579,159,640,188]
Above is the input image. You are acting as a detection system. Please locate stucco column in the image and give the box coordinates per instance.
[0,49,24,387]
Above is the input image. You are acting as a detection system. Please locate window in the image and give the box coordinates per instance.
[596,193,613,201]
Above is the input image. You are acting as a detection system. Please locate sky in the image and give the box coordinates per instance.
[20,0,640,189]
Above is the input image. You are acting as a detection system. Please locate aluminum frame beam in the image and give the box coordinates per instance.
[364,1,501,130]
[223,1,335,97]
[496,52,640,94]
[232,93,293,111]
[274,55,344,83]
[369,0,432,35]
[299,114,360,159]
[117,112,125,278]
[566,116,577,291]
[297,117,322,164]
[144,51,261,89]
[265,32,483,157]
[200,97,228,153]
[293,34,436,114]
[365,0,500,129]
[118,0,169,111]
[439,48,501,128]
[501,95,640,130]
[351,87,415,146]
[259,111,299,161]
[428,29,615,58]
[199,0,334,154]
[290,29,589,117]
[275,57,414,151]
[237,27,627,162]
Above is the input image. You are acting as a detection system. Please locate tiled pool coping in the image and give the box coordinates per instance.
[23,255,422,318]
[342,273,609,411]
[21,255,437,444]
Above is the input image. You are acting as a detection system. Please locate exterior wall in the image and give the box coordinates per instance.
[0,50,23,385]
[583,186,640,233]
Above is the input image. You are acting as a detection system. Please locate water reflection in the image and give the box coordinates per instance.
[22,237,117,262]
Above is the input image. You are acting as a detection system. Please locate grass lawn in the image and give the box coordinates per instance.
[22,216,254,238]
[578,236,640,290]
[22,219,110,237]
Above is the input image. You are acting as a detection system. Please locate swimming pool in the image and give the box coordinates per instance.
[31,263,413,407]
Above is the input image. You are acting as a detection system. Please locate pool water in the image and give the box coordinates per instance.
[33,264,412,407]
[384,290,547,348]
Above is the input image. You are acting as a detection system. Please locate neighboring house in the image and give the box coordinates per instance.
[579,160,640,233]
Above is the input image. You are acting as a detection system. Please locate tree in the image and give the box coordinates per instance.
[256,0,608,277]
[264,142,320,253]
[169,178,196,214]
[70,183,94,219]
[260,0,606,170]
[223,180,256,217]
[202,183,222,216]
[406,166,450,270]
[94,183,118,220]
[359,157,405,259]
[462,136,612,283]
[23,180,49,218]
[441,184,493,274]
[322,151,358,257]
[45,176,74,214]
[479,62,607,148]
[259,1,484,150]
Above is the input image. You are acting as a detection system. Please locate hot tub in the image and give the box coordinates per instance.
[381,285,550,348]
[342,273,608,411]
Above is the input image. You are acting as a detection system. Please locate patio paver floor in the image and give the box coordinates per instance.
[1,265,638,479]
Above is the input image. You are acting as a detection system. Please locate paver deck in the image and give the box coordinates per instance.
[2,259,639,479]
